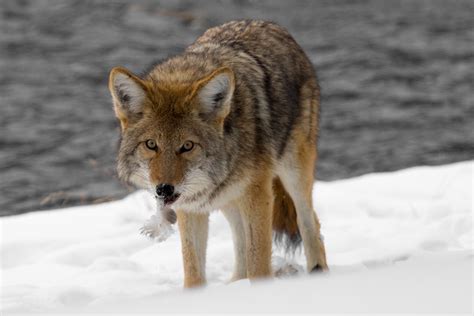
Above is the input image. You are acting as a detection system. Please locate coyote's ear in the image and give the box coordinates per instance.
[108,67,147,130]
[194,67,235,122]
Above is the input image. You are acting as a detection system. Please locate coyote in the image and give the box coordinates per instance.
[108,20,328,288]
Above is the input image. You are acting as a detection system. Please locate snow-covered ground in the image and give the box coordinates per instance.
[1,161,472,314]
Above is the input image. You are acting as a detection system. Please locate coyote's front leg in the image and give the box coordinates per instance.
[237,172,273,280]
[176,210,209,288]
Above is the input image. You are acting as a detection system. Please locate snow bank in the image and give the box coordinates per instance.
[1,161,472,314]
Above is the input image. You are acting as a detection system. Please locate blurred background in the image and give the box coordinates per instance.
[1,0,473,216]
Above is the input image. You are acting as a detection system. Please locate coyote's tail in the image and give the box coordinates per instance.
[272,177,302,252]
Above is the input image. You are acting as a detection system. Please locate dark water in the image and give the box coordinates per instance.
[1,0,473,216]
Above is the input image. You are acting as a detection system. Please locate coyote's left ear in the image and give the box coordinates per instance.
[108,67,147,130]
[194,67,235,122]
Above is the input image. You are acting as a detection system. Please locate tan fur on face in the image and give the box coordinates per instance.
[109,67,235,188]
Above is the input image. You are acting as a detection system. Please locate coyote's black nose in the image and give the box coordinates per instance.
[156,184,174,197]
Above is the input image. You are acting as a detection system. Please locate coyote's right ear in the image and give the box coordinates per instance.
[193,67,235,123]
[109,67,147,130]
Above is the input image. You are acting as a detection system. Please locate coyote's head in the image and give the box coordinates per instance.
[108,66,235,209]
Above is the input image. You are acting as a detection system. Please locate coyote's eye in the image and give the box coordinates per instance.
[145,139,157,151]
[180,140,194,153]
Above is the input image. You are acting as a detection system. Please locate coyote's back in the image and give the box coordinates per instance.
[189,20,320,158]
[109,20,327,288]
